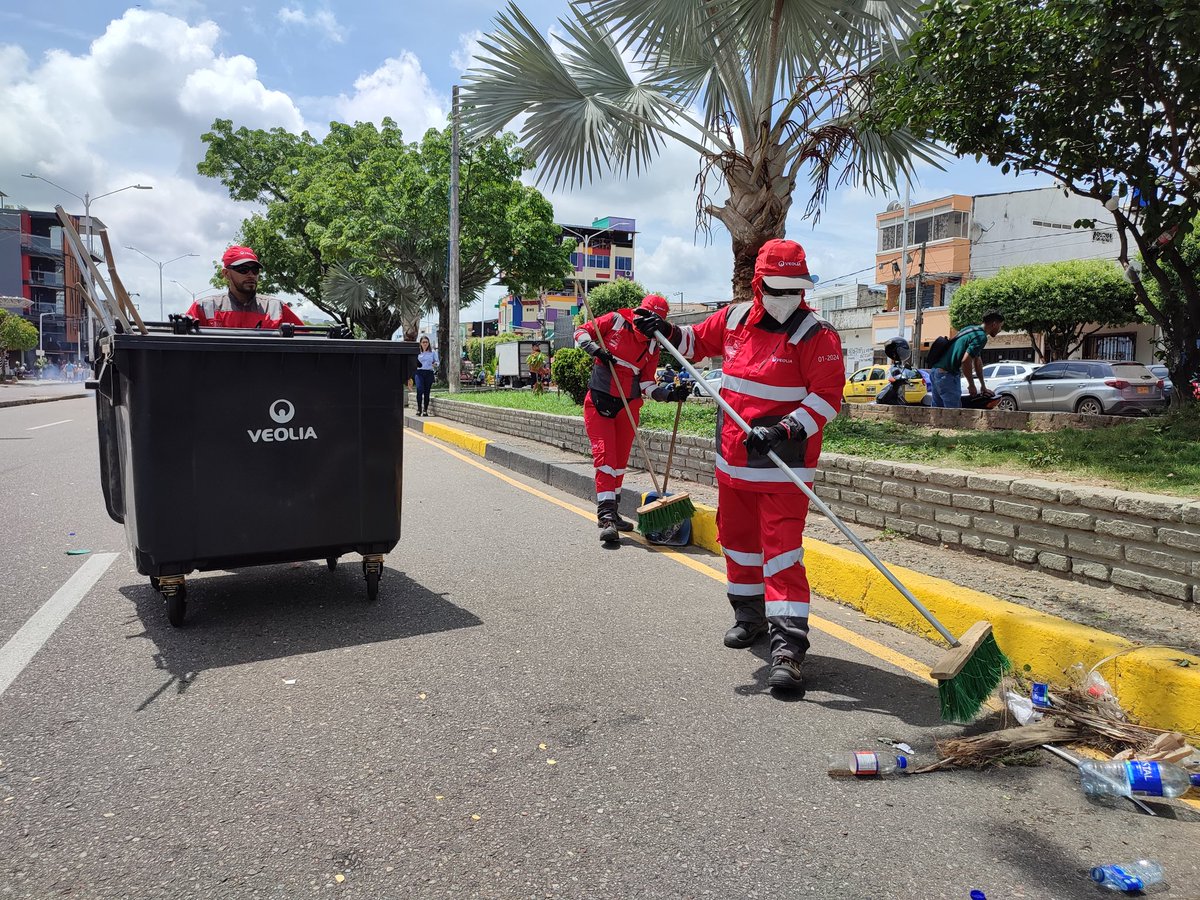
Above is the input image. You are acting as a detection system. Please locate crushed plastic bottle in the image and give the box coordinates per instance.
[827,751,912,777]
[1091,860,1163,893]
[1084,669,1116,701]
[1080,759,1200,801]
[1030,682,1051,709]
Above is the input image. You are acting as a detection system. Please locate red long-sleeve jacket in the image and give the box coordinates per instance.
[574,310,659,401]
[185,292,303,329]
[676,301,844,493]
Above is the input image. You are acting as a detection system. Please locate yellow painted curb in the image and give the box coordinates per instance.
[687,502,1200,736]
[422,421,490,458]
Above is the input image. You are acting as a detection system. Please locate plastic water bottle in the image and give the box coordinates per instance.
[1090,860,1164,892]
[1079,759,1200,800]
[1030,682,1051,708]
[827,751,912,777]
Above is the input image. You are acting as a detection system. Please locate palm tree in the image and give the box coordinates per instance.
[462,0,939,301]
[321,263,435,341]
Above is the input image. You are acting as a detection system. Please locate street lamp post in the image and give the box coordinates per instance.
[171,279,200,303]
[561,223,623,315]
[124,247,198,320]
[672,290,684,313]
[21,174,152,358]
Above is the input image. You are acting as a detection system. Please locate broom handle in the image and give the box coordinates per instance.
[579,294,663,497]
[661,398,684,495]
[655,328,959,647]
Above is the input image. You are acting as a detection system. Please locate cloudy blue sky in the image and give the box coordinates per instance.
[2,0,1049,327]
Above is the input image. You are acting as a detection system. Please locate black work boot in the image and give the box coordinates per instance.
[611,493,634,531]
[723,620,767,649]
[597,500,620,544]
[768,656,805,693]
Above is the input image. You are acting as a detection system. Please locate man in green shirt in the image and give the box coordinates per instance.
[928,311,1005,408]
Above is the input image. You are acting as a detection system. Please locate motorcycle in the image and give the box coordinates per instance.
[873,337,926,406]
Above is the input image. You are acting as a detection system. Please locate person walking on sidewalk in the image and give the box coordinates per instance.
[928,311,1005,408]
[575,294,691,543]
[414,335,438,416]
[634,240,844,694]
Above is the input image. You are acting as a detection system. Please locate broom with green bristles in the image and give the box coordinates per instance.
[653,326,1009,722]
[636,392,696,535]
[578,292,695,537]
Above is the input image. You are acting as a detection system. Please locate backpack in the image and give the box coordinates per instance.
[927,334,952,368]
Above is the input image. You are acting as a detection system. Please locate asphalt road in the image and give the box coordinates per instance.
[1,397,1197,899]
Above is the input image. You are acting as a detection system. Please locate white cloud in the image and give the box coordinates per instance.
[451,31,484,75]
[332,53,447,138]
[1,9,309,317]
[276,6,347,44]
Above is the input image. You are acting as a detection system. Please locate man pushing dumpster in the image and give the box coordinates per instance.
[185,246,304,329]
[634,240,844,694]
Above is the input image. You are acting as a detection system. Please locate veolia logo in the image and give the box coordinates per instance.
[249,398,317,443]
[269,399,295,424]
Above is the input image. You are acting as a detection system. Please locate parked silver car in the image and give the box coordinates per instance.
[960,361,1041,396]
[994,360,1163,415]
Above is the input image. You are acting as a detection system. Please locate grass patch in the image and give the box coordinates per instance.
[440,390,1200,496]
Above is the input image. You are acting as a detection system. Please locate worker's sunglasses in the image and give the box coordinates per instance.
[229,263,262,275]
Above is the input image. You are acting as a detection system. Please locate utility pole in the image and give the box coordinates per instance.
[912,242,928,364]
[896,184,910,345]
[447,85,462,394]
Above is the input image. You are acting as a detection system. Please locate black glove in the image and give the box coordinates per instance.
[668,383,691,402]
[651,383,690,403]
[744,419,798,456]
[581,339,616,365]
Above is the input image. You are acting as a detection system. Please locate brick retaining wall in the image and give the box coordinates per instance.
[420,397,1200,604]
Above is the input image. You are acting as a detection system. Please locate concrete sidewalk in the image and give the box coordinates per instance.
[406,407,1200,736]
[0,381,89,409]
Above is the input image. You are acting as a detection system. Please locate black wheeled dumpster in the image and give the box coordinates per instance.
[94,326,418,626]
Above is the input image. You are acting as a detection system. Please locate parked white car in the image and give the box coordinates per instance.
[961,361,1041,396]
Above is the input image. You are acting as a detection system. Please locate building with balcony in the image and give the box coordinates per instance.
[498,216,637,348]
[0,206,91,363]
[871,187,1154,364]
[807,284,885,375]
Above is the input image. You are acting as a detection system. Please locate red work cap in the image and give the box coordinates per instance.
[755,239,817,290]
[222,245,260,269]
[639,294,669,317]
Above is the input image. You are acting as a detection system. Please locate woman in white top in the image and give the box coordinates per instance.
[414,335,438,416]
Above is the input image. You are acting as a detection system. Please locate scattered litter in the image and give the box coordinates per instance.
[1030,683,1051,709]
[546,759,557,766]
[828,751,912,778]
[1112,731,1196,764]
[65,549,91,556]
[435,795,443,801]
[1080,759,1199,802]
[334,874,345,884]
[1091,860,1163,893]
[182,672,195,683]
[877,738,915,755]
[418,692,427,700]
[470,813,481,820]
[970,892,987,900]
[282,679,297,685]
[1004,691,1043,725]
[538,743,547,750]
[68,532,76,537]
[102,813,115,818]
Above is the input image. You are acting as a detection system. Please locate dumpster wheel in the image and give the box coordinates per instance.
[159,576,188,627]
[326,557,338,572]
[362,555,384,602]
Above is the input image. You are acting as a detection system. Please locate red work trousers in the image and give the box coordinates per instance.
[583,394,641,503]
[716,484,812,662]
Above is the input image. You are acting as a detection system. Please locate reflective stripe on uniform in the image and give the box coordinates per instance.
[765,599,811,618]
[788,314,826,344]
[763,546,805,577]
[724,547,764,567]
[675,327,696,357]
[640,380,657,393]
[725,301,753,329]
[596,490,617,501]
[722,374,810,402]
[716,455,815,484]
[726,581,765,597]
[597,465,626,477]
[612,356,640,373]
[802,393,838,421]
[789,406,819,436]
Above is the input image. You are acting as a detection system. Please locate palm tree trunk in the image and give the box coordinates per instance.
[709,154,792,303]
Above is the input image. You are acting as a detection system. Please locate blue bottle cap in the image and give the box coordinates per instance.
[970,891,987,900]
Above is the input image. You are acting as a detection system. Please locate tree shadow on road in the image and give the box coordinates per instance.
[733,640,944,728]
[119,563,481,711]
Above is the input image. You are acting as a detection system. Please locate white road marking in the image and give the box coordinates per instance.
[0,552,118,699]
[26,419,73,431]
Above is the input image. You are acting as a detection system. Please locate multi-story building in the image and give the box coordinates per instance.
[0,206,89,364]
[871,187,1155,364]
[498,216,637,348]
[807,284,885,375]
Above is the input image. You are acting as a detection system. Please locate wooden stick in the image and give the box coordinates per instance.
[578,293,662,497]
[661,398,684,495]
[99,230,147,334]
[54,207,131,333]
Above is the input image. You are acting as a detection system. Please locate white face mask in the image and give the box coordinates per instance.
[762,294,802,322]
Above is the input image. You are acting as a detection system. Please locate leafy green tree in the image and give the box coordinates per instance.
[950,260,1138,362]
[874,0,1200,398]
[464,333,522,372]
[582,279,648,319]
[198,119,571,372]
[0,310,39,376]
[551,347,592,404]
[462,0,936,303]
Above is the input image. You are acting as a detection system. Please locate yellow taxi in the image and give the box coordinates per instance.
[843,365,928,404]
